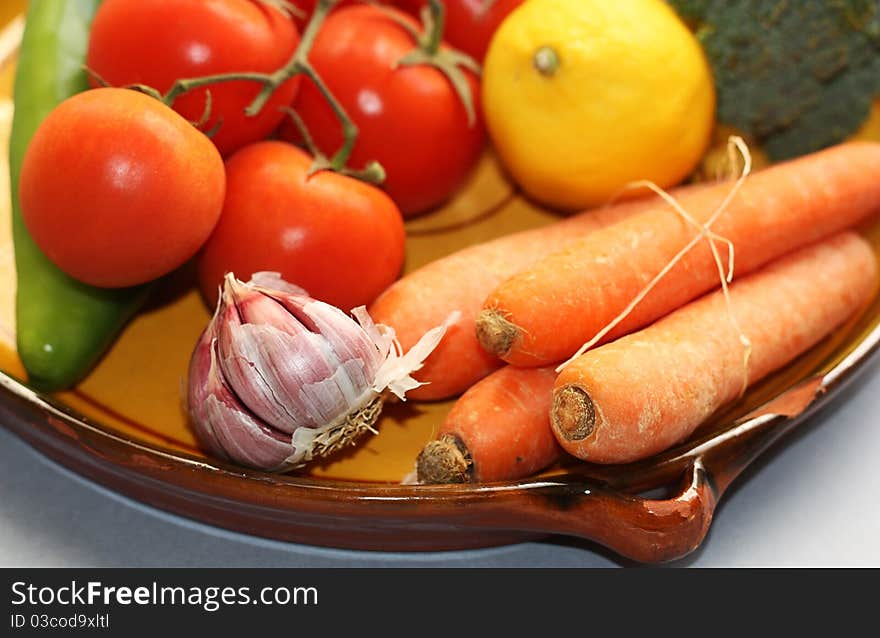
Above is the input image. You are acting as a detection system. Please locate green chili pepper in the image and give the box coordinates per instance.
[9,0,149,392]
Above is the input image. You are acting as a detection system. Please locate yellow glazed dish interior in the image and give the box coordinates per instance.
[2,0,880,487]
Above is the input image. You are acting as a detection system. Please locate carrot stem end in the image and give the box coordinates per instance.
[416,433,474,483]
[552,385,596,442]
[475,309,520,357]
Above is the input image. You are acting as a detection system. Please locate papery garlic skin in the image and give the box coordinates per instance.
[186,272,455,471]
[189,326,298,470]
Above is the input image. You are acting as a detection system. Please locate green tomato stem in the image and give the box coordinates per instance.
[161,71,269,107]
[394,0,482,127]
[424,0,446,56]
[256,0,306,21]
[148,0,380,181]
[296,63,359,170]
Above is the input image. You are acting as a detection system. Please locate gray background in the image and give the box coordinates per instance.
[1,360,878,567]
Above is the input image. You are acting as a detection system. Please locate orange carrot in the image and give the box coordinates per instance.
[369,196,664,400]
[477,142,880,367]
[416,365,561,483]
[551,232,878,465]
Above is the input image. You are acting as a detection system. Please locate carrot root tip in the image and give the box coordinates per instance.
[551,385,596,442]
[416,433,474,484]
[475,309,519,357]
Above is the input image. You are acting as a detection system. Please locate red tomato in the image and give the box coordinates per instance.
[284,5,485,217]
[86,0,301,157]
[394,0,523,61]
[20,88,226,288]
[197,141,406,311]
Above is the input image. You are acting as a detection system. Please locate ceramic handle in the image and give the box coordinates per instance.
[521,460,716,563]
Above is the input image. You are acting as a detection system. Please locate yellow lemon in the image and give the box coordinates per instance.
[482,0,715,210]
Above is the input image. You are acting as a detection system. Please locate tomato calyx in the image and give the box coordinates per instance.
[281,107,386,184]
[381,0,482,126]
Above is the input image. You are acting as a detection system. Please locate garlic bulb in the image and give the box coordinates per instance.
[187,272,454,471]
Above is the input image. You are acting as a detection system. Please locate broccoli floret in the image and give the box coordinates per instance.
[667,0,880,160]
